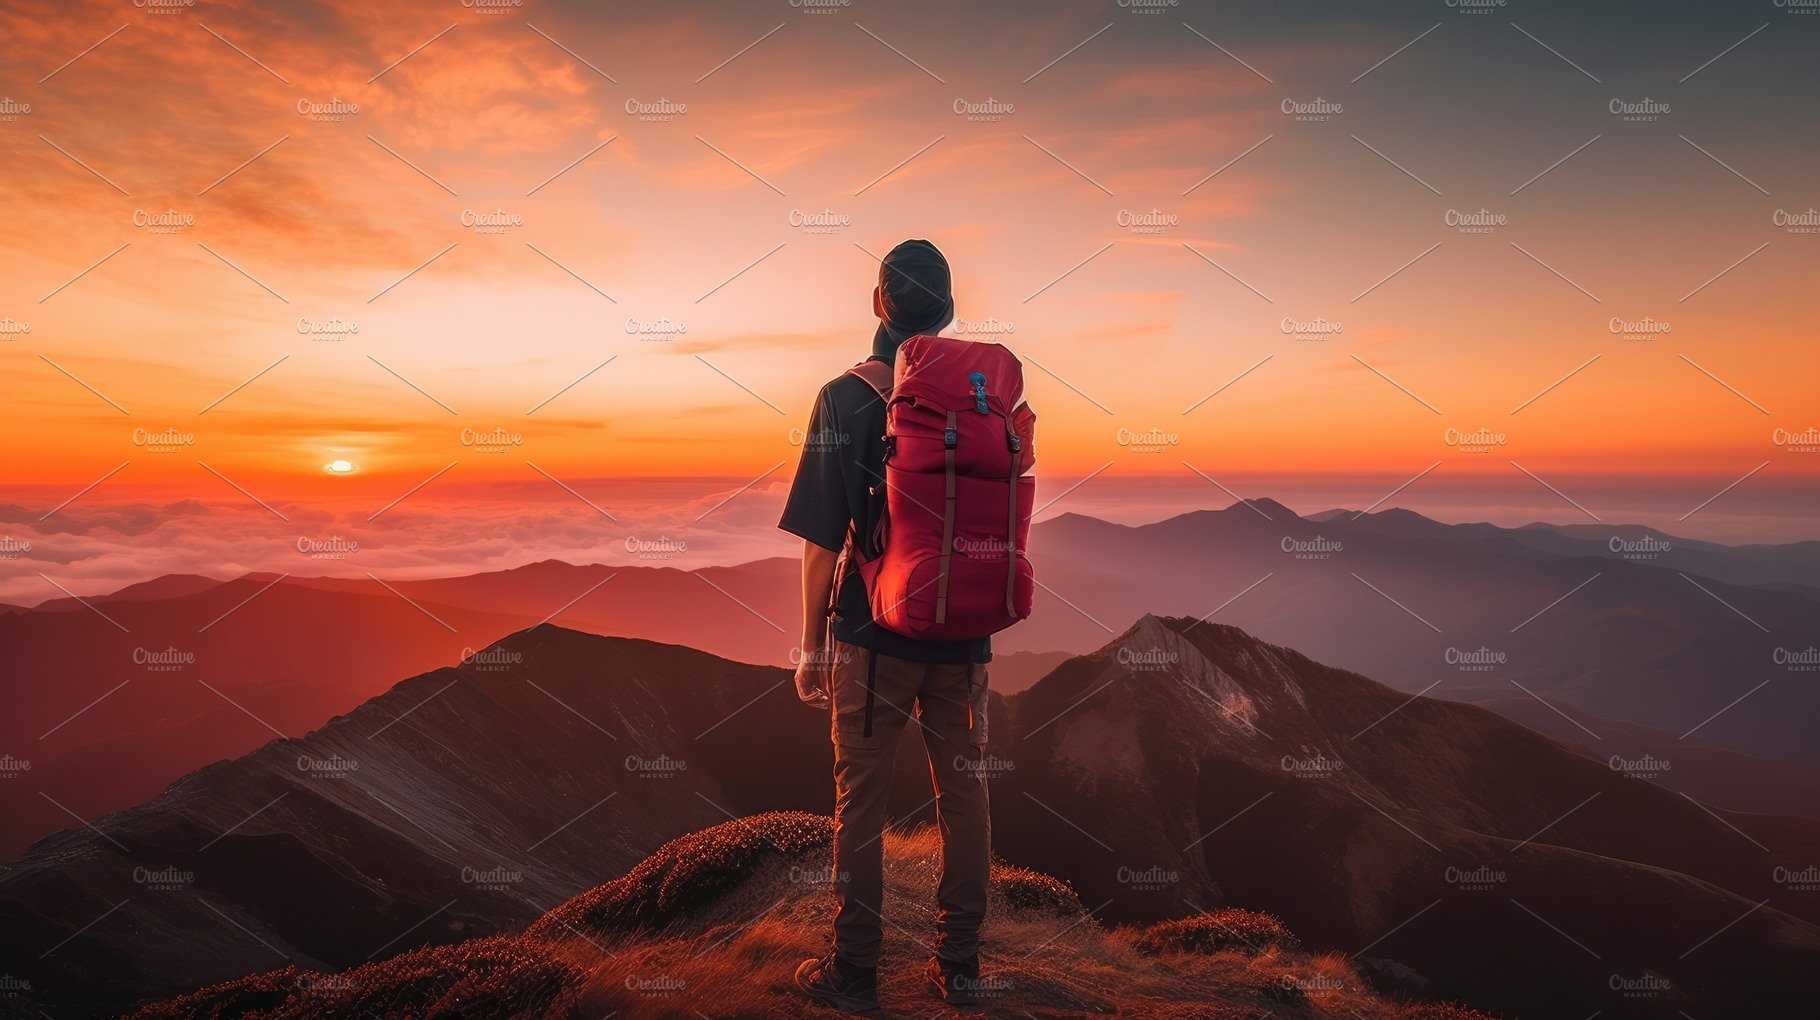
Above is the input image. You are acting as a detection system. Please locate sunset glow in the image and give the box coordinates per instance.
[2,0,1815,600]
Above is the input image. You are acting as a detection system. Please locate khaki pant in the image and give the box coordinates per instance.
[828,639,991,968]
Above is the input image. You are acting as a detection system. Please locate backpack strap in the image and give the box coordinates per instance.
[1005,423,1020,617]
[935,409,958,624]
[844,357,897,567]
[845,358,893,399]
[831,358,896,618]
[829,523,854,621]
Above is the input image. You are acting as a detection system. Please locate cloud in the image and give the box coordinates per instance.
[0,476,802,603]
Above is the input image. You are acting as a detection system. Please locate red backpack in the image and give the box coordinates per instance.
[841,334,1036,640]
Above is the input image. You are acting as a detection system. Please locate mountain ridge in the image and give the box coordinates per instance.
[4,617,1816,1016]
[993,613,1820,1015]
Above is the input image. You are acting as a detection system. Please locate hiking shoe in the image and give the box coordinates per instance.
[924,955,983,1007]
[795,952,879,1013]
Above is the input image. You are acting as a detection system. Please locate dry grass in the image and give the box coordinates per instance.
[135,812,1497,1018]
[1135,908,1302,957]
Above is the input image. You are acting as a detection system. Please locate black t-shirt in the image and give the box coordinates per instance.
[778,346,991,665]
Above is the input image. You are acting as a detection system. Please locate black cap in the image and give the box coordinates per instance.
[877,239,953,339]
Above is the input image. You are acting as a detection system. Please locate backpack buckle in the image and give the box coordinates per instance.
[943,426,958,448]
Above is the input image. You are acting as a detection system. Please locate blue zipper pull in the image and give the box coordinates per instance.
[969,371,989,414]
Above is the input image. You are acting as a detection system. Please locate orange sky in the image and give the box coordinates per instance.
[2,0,1816,596]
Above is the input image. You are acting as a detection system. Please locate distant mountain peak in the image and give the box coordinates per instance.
[514,557,613,572]
[476,621,646,663]
[1071,614,1277,741]
[1037,510,1132,534]
[1231,497,1297,520]
[1338,505,1444,529]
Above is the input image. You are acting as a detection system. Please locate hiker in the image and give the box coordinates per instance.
[781,239,1036,1012]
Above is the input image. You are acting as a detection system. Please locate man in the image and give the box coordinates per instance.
[780,239,992,1012]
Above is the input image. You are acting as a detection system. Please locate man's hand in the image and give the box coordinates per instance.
[796,539,840,710]
[794,652,831,710]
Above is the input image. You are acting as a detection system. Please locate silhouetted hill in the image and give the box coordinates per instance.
[26,573,228,612]
[1476,696,1820,818]
[1019,502,1820,765]
[0,627,828,1016]
[0,579,542,860]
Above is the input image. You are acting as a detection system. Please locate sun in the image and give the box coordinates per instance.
[324,460,357,475]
